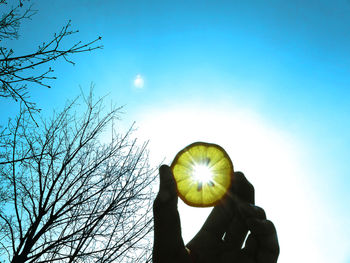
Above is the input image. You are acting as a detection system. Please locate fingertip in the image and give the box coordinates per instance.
[233,171,254,191]
[234,171,245,177]
[159,164,171,173]
[159,164,174,183]
[159,164,173,181]
[157,164,177,203]
[246,218,276,236]
[238,204,263,218]
[232,171,255,204]
[247,218,279,258]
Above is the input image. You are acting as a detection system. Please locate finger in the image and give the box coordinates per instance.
[153,165,185,258]
[231,171,255,204]
[223,216,247,247]
[246,218,279,263]
[242,232,258,256]
[238,204,266,220]
[194,172,239,240]
[223,172,255,246]
[186,172,255,261]
[204,172,255,240]
[157,164,177,203]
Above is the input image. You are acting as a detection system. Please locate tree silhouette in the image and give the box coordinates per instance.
[0,0,102,124]
[0,91,155,263]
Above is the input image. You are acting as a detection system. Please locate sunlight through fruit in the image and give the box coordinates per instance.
[171,142,234,207]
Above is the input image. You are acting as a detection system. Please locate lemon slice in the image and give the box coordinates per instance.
[171,142,234,207]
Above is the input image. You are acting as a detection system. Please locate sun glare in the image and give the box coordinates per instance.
[134,104,322,262]
[191,163,214,184]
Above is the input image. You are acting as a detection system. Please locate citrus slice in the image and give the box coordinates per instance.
[170,142,234,207]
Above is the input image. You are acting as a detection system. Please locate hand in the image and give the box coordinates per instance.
[153,165,279,263]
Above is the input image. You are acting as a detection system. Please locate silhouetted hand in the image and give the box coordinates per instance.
[153,165,279,263]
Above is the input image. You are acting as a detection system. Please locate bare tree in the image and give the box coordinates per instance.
[0,91,156,263]
[0,0,102,124]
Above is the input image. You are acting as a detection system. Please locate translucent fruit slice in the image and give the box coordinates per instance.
[170,142,234,207]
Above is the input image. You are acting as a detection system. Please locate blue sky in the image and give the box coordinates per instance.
[1,0,350,262]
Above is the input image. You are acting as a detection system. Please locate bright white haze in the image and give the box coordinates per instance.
[132,102,348,263]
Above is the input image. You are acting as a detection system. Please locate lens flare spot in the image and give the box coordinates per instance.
[134,74,144,88]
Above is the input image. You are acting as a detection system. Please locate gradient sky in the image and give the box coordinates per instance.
[1,1,350,262]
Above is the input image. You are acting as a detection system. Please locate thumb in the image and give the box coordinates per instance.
[153,165,185,260]
[157,164,178,203]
